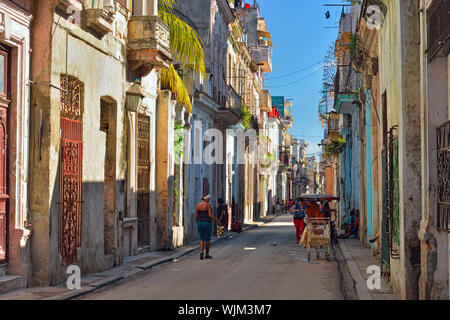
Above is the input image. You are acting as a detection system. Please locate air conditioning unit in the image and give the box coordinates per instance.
[103,0,115,11]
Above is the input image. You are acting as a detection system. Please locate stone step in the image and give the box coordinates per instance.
[0,264,6,277]
[0,275,24,295]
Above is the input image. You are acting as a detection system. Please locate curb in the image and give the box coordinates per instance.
[63,215,275,300]
[336,239,372,300]
[331,241,359,300]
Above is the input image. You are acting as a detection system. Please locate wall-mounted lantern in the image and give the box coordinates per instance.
[126,81,145,112]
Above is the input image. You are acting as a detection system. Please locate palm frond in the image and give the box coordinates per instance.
[158,0,176,13]
[158,10,206,78]
[161,64,192,113]
[241,105,251,130]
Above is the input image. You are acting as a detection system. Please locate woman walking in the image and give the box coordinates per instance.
[291,200,306,243]
[196,194,223,259]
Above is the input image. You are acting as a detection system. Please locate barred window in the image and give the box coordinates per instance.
[427,0,450,61]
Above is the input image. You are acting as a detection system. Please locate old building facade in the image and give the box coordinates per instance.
[322,0,449,300]
[0,0,32,293]
[0,0,293,295]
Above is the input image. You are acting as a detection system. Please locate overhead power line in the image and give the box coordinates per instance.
[264,60,324,80]
[264,67,324,88]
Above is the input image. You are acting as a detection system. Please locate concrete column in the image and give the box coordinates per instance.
[398,0,422,300]
[155,90,175,249]
[146,0,158,16]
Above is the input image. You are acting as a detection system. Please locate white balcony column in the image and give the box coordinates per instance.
[147,0,158,16]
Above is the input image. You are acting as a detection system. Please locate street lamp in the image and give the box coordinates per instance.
[126,80,145,112]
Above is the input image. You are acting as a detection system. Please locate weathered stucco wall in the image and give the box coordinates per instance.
[423,50,449,300]
[378,0,404,299]
[30,7,127,285]
[378,0,422,299]
[29,0,54,287]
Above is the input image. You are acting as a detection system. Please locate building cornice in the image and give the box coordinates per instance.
[216,0,235,25]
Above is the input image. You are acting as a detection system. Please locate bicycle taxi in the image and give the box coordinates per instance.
[298,194,339,262]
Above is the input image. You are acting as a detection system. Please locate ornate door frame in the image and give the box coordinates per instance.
[0,45,9,265]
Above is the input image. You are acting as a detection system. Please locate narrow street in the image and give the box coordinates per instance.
[80,214,342,300]
[0,0,447,303]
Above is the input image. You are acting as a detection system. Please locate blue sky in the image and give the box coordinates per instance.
[258,0,344,157]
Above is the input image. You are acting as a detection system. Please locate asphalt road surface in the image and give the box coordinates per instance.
[81,214,343,300]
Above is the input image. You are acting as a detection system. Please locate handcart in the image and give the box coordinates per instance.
[305,217,331,262]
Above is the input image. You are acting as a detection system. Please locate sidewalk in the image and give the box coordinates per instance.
[0,215,277,300]
[337,238,397,300]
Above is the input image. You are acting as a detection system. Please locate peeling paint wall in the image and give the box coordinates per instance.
[29,3,128,285]
[378,0,422,299]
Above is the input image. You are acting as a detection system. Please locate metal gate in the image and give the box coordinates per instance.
[437,120,450,232]
[137,114,150,246]
[0,46,9,265]
[383,125,400,263]
[59,75,84,266]
[381,150,389,271]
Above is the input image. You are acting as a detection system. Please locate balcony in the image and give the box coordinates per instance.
[127,15,172,77]
[258,46,272,73]
[214,86,241,127]
[56,0,83,14]
[327,113,341,143]
[334,32,352,58]
[282,118,293,128]
[259,90,272,112]
[81,8,114,38]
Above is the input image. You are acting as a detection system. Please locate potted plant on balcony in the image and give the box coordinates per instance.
[240,104,251,130]
[324,137,346,157]
[260,152,276,168]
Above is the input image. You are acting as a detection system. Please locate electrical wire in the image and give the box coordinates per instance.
[263,60,324,80]
[264,66,324,88]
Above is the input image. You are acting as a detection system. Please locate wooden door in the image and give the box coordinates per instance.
[137,114,150,246]
[0,46,9,264]
[0,46,10,264]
